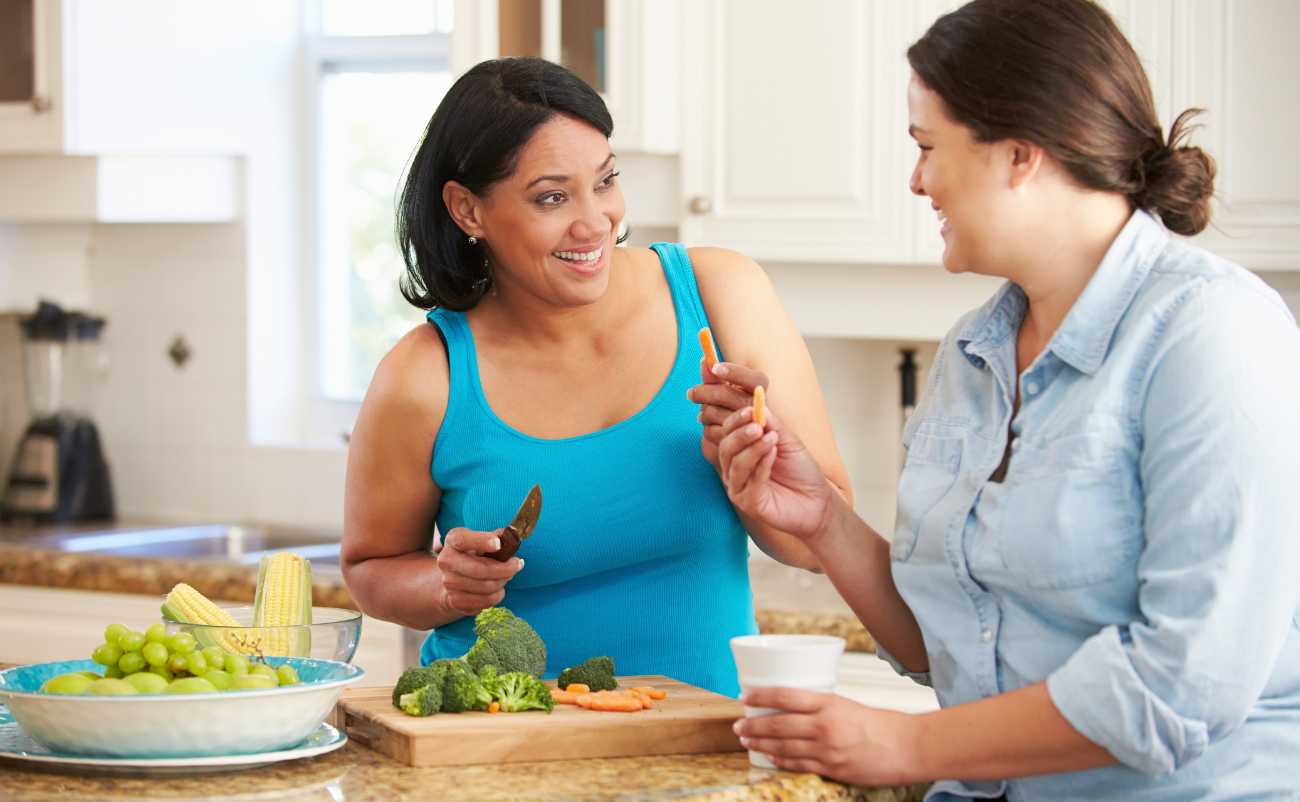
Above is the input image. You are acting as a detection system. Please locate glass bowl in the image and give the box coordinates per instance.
[163,605,362,663]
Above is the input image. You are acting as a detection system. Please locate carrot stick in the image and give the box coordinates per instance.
[586,692,644,712]
[576,693,594,709]
[753,384,767,428]
[550,688,579,704]
[488,701,501,713]
[698,327,719,371]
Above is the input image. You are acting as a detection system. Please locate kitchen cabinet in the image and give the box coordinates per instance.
[453,0,678,154]
[0,584,405,685]
[0,0,63,152]
[679,0,1300,271]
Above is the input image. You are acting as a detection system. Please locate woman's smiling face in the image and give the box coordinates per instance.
[907,72,1016,275]
[474,114,626,306]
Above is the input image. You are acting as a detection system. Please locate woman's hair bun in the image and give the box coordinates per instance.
[1133,109,1216,237]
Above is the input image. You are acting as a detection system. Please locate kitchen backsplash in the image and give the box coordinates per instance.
[2,220,1297,537]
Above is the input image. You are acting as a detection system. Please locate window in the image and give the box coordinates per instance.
[308,1,455,403]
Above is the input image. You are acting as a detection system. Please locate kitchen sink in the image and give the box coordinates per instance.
[22,524,342,567]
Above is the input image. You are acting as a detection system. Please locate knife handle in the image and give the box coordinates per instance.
[484,528,522,562]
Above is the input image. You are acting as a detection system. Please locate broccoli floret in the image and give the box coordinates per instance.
[398,682,442,716]
[461,607,546,678]
[557,656,617,691]
[391,664,445,708]
[440,661,492,712]
[491,671,556,713]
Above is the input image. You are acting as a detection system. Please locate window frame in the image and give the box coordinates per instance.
[301,3,453,445]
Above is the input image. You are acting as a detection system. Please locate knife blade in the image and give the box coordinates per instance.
[486,484,541,562]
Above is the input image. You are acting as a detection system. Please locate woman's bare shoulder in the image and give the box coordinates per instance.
[363,321,450,435]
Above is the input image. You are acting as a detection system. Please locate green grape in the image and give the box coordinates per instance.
[275,664,300,686]
[123,672,169,694]
[117,631,146,653]
[166,632,197,654]
[42,673,94,694]
[230,674,277,691]
[91,642,124,667]
[200,646,225,669]
[165,677,218,694]
[223,653,249,676]
[142,641,168,667]
[183,651,208,676]
[92,675,130,690]
[145,622,168,643]
[203,668,232,690]
[249,662,277,680]
[149,664,174,682]
[166,653,189,674]
[117,652,146,675]
[104,623,130,646]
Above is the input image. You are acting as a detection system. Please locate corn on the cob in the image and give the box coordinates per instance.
[252,552,313,657]
[162,582,254,654]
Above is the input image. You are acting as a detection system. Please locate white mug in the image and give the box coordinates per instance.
[730,634,845,769]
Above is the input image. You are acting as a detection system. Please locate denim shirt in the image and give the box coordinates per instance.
[885,211,1300,802]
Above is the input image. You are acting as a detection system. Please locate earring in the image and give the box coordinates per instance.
[468,235,478,245]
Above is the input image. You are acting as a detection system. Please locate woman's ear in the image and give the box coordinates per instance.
[442,180,484,239]
[1007,139,1045,189]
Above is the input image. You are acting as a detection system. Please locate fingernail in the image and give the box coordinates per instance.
[686,389,694,402]
[712,363,728,377]
[489,537,500,551]
[739,737,751,748]
[746,424,760,437]
[515,558,525,570]
[732,721,743,734]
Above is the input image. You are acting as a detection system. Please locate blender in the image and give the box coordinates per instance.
[1,300,115,522]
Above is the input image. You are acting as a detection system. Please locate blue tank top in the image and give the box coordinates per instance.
[420,243,757,696]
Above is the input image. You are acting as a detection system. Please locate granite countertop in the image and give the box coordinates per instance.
[0,662,926,802]
[0,525,877,652]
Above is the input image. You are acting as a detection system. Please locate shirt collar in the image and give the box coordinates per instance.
[956,210,1168,375]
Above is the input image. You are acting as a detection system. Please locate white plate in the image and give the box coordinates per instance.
[0,720,346,774]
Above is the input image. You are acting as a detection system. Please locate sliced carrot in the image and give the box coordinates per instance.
[564,683,590,694]
[587,692,645,712]
[753,384,766,428]
[488,701,501,713]
[648,688,667,700]
[698,327,719,371]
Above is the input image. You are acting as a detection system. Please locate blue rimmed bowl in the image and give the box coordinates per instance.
[0,657,363,758]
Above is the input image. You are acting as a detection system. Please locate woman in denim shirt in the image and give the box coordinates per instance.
[693,1,1300,799]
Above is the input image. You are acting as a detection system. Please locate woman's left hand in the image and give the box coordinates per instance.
[735,687,922,787]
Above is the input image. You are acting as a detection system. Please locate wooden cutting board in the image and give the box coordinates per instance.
[332,675,745,766]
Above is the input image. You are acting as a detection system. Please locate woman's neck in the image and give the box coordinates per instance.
[1015,190,1133,350]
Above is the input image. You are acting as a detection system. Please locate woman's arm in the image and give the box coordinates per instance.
[342,324,514,630]
[689,246,852,571]
[737,681,1112,786]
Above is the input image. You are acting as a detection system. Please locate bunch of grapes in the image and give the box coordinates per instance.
[40,622,302,696]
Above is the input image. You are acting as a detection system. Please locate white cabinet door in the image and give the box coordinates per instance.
[0,0,67,153]
[679,0,914,263]
[1174,0,1300,270]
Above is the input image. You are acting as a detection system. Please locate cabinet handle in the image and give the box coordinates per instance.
[688,195,713,215]
[31,96,52,114]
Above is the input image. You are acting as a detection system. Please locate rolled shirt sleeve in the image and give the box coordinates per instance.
[1047,279,1300,776]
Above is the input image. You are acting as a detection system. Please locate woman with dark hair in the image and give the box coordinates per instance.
[711,0,1300,797]
[340,57,850,697]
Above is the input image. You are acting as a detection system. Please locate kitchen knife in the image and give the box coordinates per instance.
[486,483,541,562]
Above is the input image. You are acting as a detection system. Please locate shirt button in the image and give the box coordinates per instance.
[980,629,993,643]
[1026,381,1040,395]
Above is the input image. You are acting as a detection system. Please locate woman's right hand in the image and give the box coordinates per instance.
[712,367,838,545]
[434,527,524,617]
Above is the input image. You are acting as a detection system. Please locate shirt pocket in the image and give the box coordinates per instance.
[997,422,1141,589]
[893,431,964,563]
